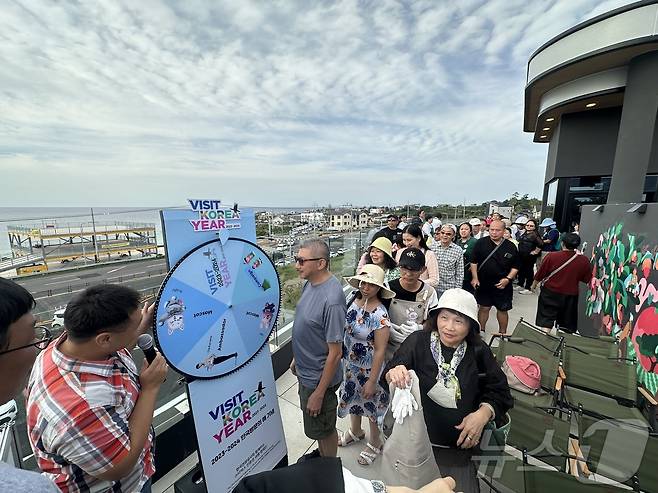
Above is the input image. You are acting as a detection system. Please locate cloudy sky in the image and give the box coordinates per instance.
[0,0,632,208]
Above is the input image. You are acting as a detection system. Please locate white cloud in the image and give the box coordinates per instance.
[0,0,631,207]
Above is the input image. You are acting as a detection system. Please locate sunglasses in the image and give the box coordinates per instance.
[0,326,52,356]
[294,256,323,265]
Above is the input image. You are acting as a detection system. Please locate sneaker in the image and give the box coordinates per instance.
[519,289,532,295]
[514,285,524,292]
[296,448,321,463]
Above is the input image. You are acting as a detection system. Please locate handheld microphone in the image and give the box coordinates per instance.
[137,334,158,364]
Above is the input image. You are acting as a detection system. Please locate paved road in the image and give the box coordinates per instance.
[13,258,169,320]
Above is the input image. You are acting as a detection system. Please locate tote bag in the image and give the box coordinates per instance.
[380,370,441,488]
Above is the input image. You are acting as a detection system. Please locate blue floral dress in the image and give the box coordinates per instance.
[337,301,390,421]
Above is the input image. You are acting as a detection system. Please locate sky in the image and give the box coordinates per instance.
[0,0,633,208]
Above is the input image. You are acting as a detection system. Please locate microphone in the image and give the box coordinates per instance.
[137,334,158,364]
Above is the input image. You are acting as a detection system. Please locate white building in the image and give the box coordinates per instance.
[301,212,325,224]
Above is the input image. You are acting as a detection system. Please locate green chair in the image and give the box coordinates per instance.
[514,319,563,355]
[562,347,637,404]
[479,451,631,493]
[564,386,649,426]
[575,413,653,490]
[558,329,618,358]
[492,337,561,396]
[506,402,571,472]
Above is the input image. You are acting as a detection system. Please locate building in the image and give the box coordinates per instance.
[300,211,325,224]
[524,1,658,231]
[327,209,370,231]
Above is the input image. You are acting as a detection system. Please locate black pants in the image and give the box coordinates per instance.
[517,254,538,289]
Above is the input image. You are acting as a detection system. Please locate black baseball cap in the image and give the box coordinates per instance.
[398,247,425,271]
[387,214,399,220]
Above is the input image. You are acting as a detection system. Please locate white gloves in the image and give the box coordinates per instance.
[391,383,418,424]
[389,322,421,343]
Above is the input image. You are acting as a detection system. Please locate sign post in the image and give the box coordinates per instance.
[155,200,287,492]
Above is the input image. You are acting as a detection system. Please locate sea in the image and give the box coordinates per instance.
[0,206,309,258]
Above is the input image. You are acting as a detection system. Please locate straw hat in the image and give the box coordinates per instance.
[368,236,394,260]
[344,264,395,299]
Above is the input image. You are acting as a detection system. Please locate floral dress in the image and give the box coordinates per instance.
[337,301,390,421]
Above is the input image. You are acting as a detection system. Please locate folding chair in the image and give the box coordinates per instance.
[575,412,651,490]
[558,329,619,358]
[479,451,631,493]
[562,346,657,430]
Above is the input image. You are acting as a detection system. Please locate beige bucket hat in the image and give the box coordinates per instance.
[344,264,396,299]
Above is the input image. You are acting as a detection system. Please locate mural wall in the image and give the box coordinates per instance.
[580,204,658,395]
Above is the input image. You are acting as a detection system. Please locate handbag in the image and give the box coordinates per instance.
[479,413,511,457]
[473,344,512,456]
[380,370,441,488]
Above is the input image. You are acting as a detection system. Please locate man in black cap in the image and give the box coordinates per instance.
[373,214,403,244]
[383,247,438,359]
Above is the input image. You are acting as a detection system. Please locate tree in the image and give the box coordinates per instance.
[637,333,658,373]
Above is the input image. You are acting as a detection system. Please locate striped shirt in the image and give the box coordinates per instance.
[431,242,465,293]
[26,334,154,493]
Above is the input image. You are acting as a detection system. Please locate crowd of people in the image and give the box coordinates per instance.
[290,210,593,493]
[0,208,592,493]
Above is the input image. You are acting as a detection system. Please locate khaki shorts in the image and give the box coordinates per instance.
[298,383,340,440]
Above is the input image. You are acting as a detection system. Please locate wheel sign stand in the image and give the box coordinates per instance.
[154,200,287,493]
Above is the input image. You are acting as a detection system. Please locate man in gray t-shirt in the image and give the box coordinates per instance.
[291,240,346,458]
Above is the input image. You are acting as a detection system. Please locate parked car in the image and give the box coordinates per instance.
[51,306,66,331]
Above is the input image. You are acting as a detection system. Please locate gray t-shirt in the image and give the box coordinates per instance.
[0,463,59,492]
[292,275,346,389]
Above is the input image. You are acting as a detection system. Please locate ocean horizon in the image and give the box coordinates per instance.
[0,205,313,257]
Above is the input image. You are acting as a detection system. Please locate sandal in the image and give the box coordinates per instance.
[338,428,365,447]
[357,442,382,466]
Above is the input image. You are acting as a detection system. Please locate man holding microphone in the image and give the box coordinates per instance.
[26,284,167,492]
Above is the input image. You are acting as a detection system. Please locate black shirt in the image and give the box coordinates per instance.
[381,330,513,448]
[374,226,402,244]
[517,231,543,255]
[471,237,520,286]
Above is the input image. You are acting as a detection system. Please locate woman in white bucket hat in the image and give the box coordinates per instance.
[383,289,512,493]
[337,264,394,466]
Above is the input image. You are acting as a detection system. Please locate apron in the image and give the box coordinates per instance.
[386,287,433,361]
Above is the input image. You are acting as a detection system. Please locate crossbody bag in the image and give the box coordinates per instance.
[540,252,579,287]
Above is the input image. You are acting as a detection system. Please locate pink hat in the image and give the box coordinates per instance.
[503,355,541,393]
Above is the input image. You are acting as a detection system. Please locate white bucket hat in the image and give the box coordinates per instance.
[344,264,396,299]
[468,218,482,226]
[539,218,556,228]
[515,216,529,225]
[434,288,481,331]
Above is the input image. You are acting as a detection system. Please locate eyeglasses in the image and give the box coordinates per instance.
[0,326,52,356]
[294,256,323,265]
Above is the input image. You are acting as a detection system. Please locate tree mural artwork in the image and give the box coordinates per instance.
[586,222,658,394]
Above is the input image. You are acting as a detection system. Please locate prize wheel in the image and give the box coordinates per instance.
[153,238,281,379]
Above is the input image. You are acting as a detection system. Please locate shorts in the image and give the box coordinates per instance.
[298,382,340,440]
[475,283,513,311]
[536,286,579,332]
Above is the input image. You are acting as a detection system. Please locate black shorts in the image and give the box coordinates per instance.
[536,286,579,332]
[475,283,513,311]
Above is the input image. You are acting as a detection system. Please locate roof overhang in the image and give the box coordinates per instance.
[524,1,658,141]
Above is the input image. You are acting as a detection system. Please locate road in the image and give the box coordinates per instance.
[13,257,169,321]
